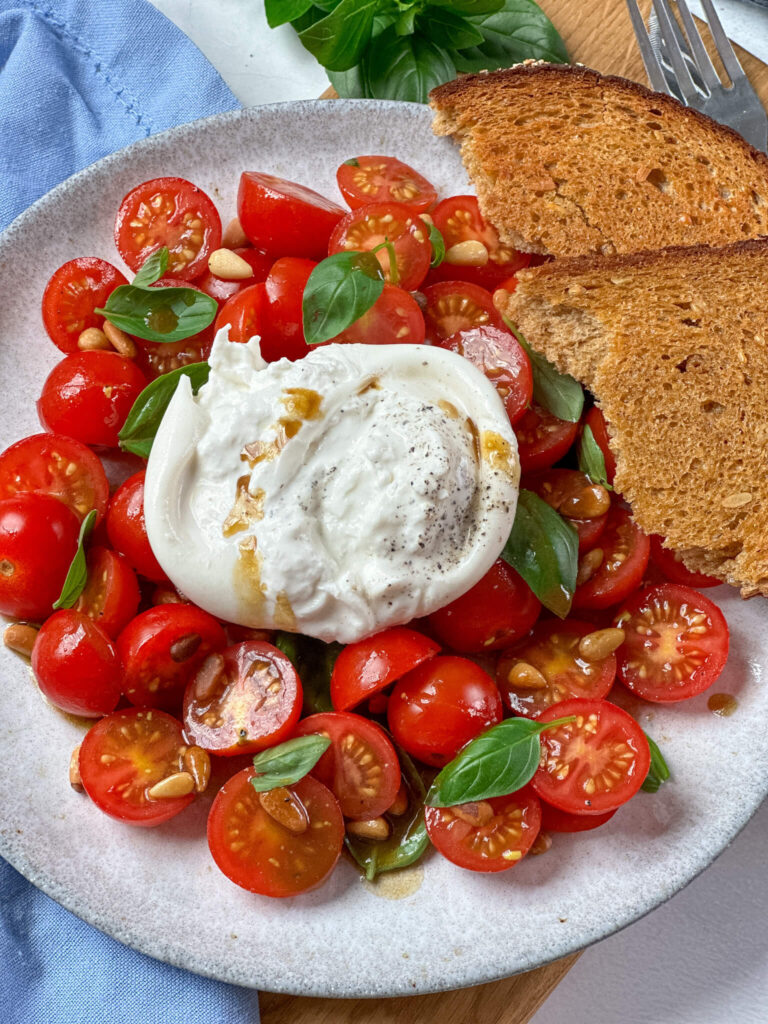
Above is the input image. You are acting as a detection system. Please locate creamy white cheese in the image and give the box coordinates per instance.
[144,330,520,644]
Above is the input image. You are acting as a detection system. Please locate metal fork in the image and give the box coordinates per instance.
[626,0,768,150]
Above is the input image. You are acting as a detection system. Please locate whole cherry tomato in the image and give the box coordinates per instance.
[32,610,122,716]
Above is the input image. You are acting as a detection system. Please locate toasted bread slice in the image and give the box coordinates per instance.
[430,64,768,258]
[503,237,768,596]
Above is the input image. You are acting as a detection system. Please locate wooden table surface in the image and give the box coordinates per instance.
[260,2,768,1020]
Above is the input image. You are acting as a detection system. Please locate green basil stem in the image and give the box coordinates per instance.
[371,239,399,287]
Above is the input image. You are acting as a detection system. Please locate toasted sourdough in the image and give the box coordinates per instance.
[430,64,768,258]
[503,237,768,595]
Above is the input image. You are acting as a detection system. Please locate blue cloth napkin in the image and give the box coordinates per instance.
[0,2,260,1020]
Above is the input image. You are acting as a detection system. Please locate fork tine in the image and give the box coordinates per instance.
[652,0,701,105]
[654,4,708,94]
[676,0,721,92]
[699,0,747,83]
[625,0,670,95]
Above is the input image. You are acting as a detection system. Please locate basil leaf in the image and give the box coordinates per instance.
[275,632,341,714]
[303,251,385,345]
[118,362,210,459]
[428,223,446,268]
[507,323,584,423]
[419,6,485,50]
[430,0,504,13]
[642,733,671,793]
[299,0,379,72]
[265,0,315,27]
[427,715,575,807]
[454,0,568,73]
[579,424,612,491]
[132,247,169,289]
[96,285,217,344]
[395,6,418,35]
[363,26,456,103]
[53,510,98,610]
[250,735,331,793]
[327,63,371,99]
[502,489,578,618]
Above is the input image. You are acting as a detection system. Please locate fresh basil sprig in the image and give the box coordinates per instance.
[53,510,98,610]
[275,631,341,715]
[302,250,385,345]
[250,735,331,793]
[508,323,584,423]
[427,715,575,808]
[642,733,671,793]
[118,362,210,459]
[502,489,579,618]
[579,423,612,491]
[132,247,169,289]
[428,222,445,268]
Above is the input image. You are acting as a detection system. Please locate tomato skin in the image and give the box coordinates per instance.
[79,708,194,826]
[262,257,315,361]
[42,258,128,353]
[0,432,109,524]
[425,789,541,872]
[337,156,437,214]
[514,404,580,474]
[207,769,344,896]
[573,505,650,611]
[214,282,269,345]
[330,627,440,711]
[106,470,168,583]
[525,469,609,553]
[0,494,80,620]
[649,535,721,588]
[329,202,432,291]
[387,656,503,768]
[197,248,274,305]
[428,558,541,654]
[422,281,505,342]
[615,583,729,703]
[541,802,617,833]
[74,546,141,638]
[583,406,616,485]
[31,610,122,717]
[37,352,147,449]
[331,284,425,345]
[238,172,345,261]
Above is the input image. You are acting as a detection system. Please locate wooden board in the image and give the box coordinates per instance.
[260,2,768,1021]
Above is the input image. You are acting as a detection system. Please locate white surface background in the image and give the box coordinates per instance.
[149,1,768,1020]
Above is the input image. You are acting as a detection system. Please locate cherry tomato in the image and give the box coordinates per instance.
[497,619,617,719]
[134,276,216,379]
[388,656,503,768]
[31,610,122,716]
[531,698,650,815]
[428,558,540,653]
[115,176,221,280]
[337,156,437,214]
[42,258,127,353]
[541,803,617,833]
[117,604,227,710]
[583,406,616,485]
[329,202,431,290]
[262,257,314,361]
[331,284,425,345]
[197,248,273,305]
[74,546,140,638]
[525,468,609,553]
[330,627,440,712]
[0,494,79,620]
[184,641,302,755]
[106,470,168,583]
[214,282,269,345]
[514,403,580,474]
[79,708,195,826]
[0,433,109,524]
[422,281,505,342]
[207,769,344,896]
[437,325,533,426]
[37,352,147,449]
[649,535,721,588]
[238,172,344,260]
[573,506,650,611]
[614,583,729,702]
[430,196,532,290]
[425,789,541,872]
[293,711,400,820]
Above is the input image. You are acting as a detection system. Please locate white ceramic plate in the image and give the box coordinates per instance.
[0,101,766,998]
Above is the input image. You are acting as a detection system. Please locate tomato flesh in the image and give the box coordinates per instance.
[32,610,122,717]
[515,403,580,474]
[331,283,425,345]
[329,202,431,291]
[573,505,650,610]
[330,627,440,712]
[425,789,541,872]
[422,281,504,342]
[525,468,609,553]
[74,546,140,639]
[106,470,168,583]
[649,535,721,588]
[337,156,437,214]
[238,172,344,261]
[42,258,127,353]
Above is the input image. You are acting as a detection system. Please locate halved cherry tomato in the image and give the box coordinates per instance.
[573,505,650,610]
[437,325,533,426]
[388,656,503,767]
[293,711,400,820]
[207,769,344,896]
[106,470,169,583]
[134,276,216,379]
[261,257,314,361]
[329,203,432,291]
[515,403,580,474]
[184,641,302,755]
[531,698,650,815]
[238,172,344,260]
[615,583,729,702]
[117,604,227,710]
[0,433,109,524]
[74,546,140,638]
[525,468,609,553]
[115,176,221,280]
[214,282,269,344]
[31,610,122,717]
[37,352,147,449]
[337,156,437,214]
[330,627,440,712]
[42,258,128,353]
[497,619,617,719]
[583,406,616,485]
[79,708,194,826]
[0,493,80,620]
[197,248,273,305]
[649,535,721,588]
[332,284,425,345]
[541,803,617,833]
[422,281,504,342]
[425,788,541,873]
[428,558,540,653]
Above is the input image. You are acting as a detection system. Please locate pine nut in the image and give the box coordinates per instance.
[147,771,195,799]
[259,787,309,834]
[451,801,494,827]
[445,239,489,267]
[578,628,625,662]
[3,622,38,657]
[77,327,110,351]
[507,661,548,690]
[419,213,434,226]
[577,547,604,586]
[182,745,211,793]
[152,585,187,605]
[69,744,84,793]
[388,784,409,817]
[529,831,552,855]
[208,248,254,280]
[103,321,137,358]
[192,653,225,702]
[222,217,249,248]
[560,485,611,520]
[169,632,201,663]
[346,816,391,841]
